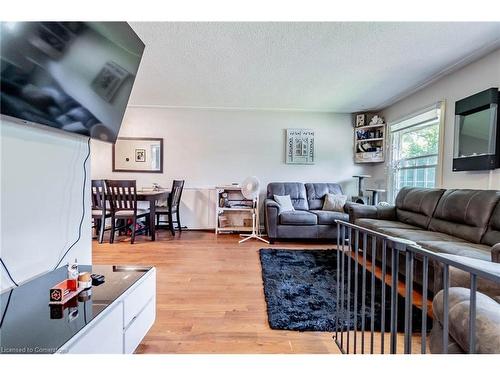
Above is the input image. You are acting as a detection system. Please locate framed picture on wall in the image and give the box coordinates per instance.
[285,128,315,164]
[112,137,163,173]
[356,114,366,127]
[135,148,146,162]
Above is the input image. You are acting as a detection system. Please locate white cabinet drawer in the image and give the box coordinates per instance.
[124,270,156,327]
[64,302,123,354]
[124,298,155,354]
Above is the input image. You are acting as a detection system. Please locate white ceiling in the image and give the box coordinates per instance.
[128,22,500,113]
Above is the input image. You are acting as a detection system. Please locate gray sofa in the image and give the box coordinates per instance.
[264,182,348,243]
[348,187,500,291]
[348,187,500,262]
[349,187,500,352]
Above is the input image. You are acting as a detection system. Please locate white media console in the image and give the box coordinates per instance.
[0,265,156,355]
[58,267,156,354]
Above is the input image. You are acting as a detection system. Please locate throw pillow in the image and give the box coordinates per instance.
[273,194,295,213]
[322,193,347,212]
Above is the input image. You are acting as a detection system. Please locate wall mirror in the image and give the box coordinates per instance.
[112,137,163,173]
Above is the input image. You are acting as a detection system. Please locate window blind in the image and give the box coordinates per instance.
[390,102,442,133]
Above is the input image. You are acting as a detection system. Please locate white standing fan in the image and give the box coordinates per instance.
[239,176,269,244]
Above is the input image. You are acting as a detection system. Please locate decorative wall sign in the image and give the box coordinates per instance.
[286,129,315,164]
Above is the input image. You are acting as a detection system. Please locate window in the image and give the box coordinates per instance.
[388,105,442,202]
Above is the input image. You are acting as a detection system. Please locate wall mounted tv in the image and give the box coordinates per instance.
[453,87,500,171]
[0,22,144,143]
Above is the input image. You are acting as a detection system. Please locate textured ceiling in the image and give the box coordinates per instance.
[128,22,500,112]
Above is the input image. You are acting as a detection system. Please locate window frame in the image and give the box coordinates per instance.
[387,102,445,203]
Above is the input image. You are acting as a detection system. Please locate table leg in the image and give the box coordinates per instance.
[149,199,156,241]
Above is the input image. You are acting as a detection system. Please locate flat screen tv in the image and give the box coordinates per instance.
[0,22,144,143]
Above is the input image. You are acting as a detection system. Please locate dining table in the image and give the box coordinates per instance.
[136,189,170,241]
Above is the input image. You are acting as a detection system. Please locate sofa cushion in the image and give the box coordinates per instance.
[482,201,500,246]
[310,210,348,225]
[273,194,295,213]
[429,189,500,243]
[279,210,318,225]
[322,193,348,212]
[417,241,491,261]
[376,227,466,243]
[305,183,343,210]
[395,187,446,228]
[355,218,421,232]
[267,182,308,210]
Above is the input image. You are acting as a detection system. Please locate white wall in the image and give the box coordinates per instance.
[1,120,91,291]
[91,107,369,228]
[370,48,500,198]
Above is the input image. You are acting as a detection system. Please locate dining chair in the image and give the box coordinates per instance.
[105,179,150,244]
[155,180,185,236]
[91,179,112,244]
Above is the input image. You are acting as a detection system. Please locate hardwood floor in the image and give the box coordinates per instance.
[93,230,341,354]
[93,230,426,354]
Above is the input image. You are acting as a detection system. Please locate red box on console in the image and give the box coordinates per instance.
[49,279,78,303]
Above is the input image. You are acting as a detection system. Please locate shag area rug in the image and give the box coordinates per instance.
[260,248,431,332]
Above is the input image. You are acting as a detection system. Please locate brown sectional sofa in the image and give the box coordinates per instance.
[348,187,500,263]
[349,187,500,352]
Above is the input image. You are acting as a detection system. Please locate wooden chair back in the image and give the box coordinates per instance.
[91,179,107,211]
[105,180,138,213]
[168,180,185,213]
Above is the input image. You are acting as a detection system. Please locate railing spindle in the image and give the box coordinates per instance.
[335,222,341,342]
[421,256,429,354]
[339,225,346,352]
[390,243,399,354]
[381,239,387,354]
[404,251,414,354]
[370,235,376,354]
[361,232,367,354]
[468,274,477,354]
[353,230,359,353]
[442,264,450,354]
